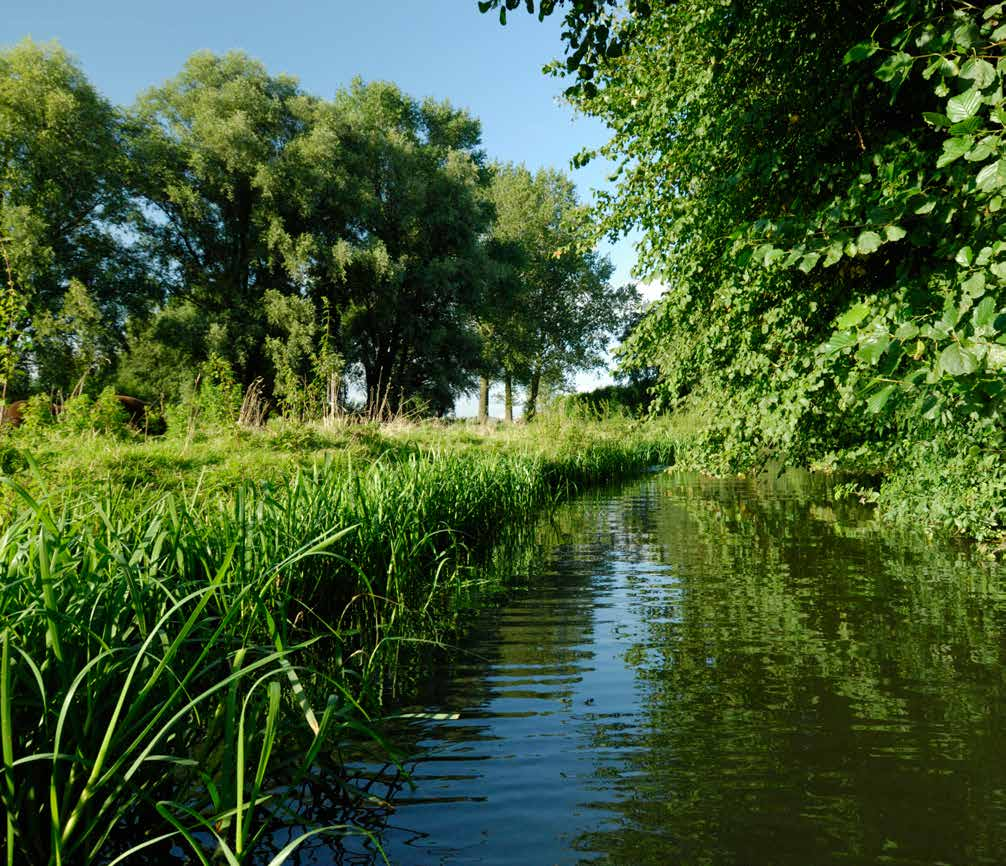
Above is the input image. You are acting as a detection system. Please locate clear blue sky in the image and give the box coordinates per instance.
[3,0,653,413]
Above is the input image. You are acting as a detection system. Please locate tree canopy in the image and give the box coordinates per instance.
[481,0,1006,532]
[0,40,629,419]
[485,163,636,418]
[0,40,155,396]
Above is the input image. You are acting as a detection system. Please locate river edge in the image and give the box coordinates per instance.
[334,467,1006,865]
[0,417,679,864]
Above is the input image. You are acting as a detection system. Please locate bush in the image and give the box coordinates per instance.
[57,393,94,433]
[19,393,55,434]
[555,382,655,420]
[90,386,129,436]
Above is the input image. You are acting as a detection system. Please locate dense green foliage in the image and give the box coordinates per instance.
[483,0,1006,538]
[0,41,631,417]
[0,41,156,399]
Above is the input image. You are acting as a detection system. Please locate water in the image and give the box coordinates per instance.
[331,469,1006,865]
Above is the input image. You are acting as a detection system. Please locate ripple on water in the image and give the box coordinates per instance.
[332,469,1006,866]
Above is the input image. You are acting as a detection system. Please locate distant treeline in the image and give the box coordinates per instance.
[0,40,638,419]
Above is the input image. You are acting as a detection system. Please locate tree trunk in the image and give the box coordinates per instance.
[478,375,489,424]
[525,368,541,421]
[504,373,513,423]
[326,371,340,422]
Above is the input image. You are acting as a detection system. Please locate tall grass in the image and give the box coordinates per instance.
[0,471,382,865]
[0,418,674,863]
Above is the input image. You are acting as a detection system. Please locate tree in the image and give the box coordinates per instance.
[313,80,493,415]
[474,233,529,422]
[33,279,117,396]
[486,163,637,420]
[0,39,155,395]
[127,51,318,383]
[480,0,986,468]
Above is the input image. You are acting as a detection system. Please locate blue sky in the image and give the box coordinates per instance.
[3,0,656,414]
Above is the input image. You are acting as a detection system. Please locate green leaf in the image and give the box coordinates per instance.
[954,22,981,50]
[938,343,979,376]
[987,344,1006,370]
[949,116,984,135]
[798,252,821,273]
[856,230,883,254]
[962,272,987,298]
[964,136,997,162]
[894,321,919,340]
[783,248,804,268]
[884,225,907,241]
[822,331,857,354]
[843,41,879,64]
[762,247,786,267]
[822,242,844,267]
[922,112,951,128]
[856,332,890,365]
[940,294,962,329]
[956,245,974,267]
[937,136,973,167]
[960,58,997,90]
[973,296,997,329]
[875,52,914,83]
[866,384,896,414]
[947,88,983,122]
[837,302,871,330]
[976,159,1006,192]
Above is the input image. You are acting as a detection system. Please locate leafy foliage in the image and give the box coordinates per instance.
[1,39,632,422]
[485,163,638,418]
[127,51,316,383]
[486,0,1006,534]
[321,80,492,415]
[0,40,157,395]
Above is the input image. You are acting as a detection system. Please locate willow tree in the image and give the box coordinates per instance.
[127,51,318,383]
[0,39,154,396]
[485,163,636,420]
[316,80,492,416]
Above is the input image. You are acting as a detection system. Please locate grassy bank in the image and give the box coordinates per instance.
[0,415,672,865]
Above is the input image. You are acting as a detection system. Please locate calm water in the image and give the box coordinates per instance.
[332,469,1006,866]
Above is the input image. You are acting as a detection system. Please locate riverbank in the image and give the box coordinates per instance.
[656,394,1005,547]
[0,415,673,864]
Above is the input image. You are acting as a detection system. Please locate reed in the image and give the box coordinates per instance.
[0,417,674,863]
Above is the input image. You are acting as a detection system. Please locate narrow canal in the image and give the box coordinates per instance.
[337,469,1006,865]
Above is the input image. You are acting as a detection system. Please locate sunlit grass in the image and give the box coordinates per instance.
[0,415,674,863]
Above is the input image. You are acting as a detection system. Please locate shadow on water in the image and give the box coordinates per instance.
[295,468,1006,865]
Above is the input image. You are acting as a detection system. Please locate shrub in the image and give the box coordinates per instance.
[90,386,129,436]
[19,393,55,434]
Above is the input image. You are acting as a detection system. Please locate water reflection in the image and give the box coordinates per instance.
[337,469,1006,865]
